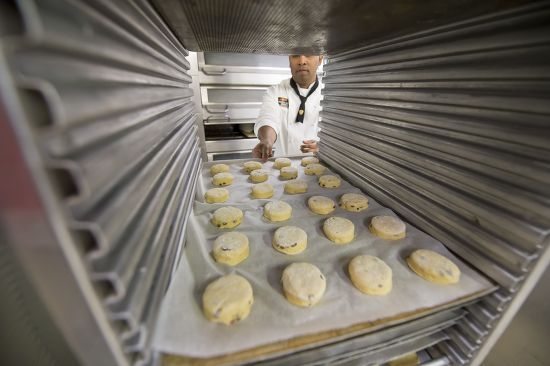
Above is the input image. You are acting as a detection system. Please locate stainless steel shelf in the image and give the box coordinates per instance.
[205,138,259,153]
[1,0,201,364]
[321,6,550,365]
[253,309,464,366]
[320,6,550,291]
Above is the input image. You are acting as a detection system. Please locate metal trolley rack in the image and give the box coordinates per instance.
[1,1,549,365]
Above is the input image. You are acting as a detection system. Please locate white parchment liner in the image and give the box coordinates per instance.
[154,156,494,358]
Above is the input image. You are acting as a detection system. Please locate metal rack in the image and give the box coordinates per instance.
[319,3,550,365]
[2,1,549,366]
[1,0,199,364]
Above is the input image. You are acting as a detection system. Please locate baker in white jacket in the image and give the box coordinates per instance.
[253,55,323,161]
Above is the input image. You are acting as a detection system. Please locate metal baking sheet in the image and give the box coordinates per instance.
[154,155,495,362]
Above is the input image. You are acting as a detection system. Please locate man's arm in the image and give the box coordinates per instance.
[252,126,277,161]
[253,85,280,161]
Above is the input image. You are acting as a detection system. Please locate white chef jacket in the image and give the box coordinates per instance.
[254,78,321,156]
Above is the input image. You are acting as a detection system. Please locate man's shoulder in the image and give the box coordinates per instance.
[271,78,291,89]
[265,78,291,95]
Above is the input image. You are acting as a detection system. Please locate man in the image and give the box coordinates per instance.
[252,55,323,161]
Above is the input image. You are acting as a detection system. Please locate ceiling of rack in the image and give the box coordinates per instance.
[151,0,533,55]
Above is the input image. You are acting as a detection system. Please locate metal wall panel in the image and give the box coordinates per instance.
[319,3,550,365]
[1,0,200,365]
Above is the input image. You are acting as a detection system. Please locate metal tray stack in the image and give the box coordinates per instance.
[318,3,550,364]
[1,0,201,364]
[248,308,465,366]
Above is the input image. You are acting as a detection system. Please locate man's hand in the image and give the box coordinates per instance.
[252,140,274,161]
[253,126,277,162]
[300,140,318,153]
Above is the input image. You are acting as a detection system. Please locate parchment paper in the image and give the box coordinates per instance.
[154,156,494,358]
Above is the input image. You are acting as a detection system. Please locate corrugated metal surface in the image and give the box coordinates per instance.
[151,0,533,55]
[320,3,550,291]
[319,3,550,365]
[3,0,200,364]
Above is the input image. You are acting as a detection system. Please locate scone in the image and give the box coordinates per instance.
[251,182,274,199]
[369,215,406,240]
[204,188,229,203]
[349,255,392,295]
[243,161,263,173]
[282,262,326,307]
[280,166,298,180]
[212,172,234,186]
[250,169,269,183]
[272,226,307,255]
[339,193,368,212]
[301,156,319,166]
[307,196,336,215]
[323,216,355,244]
[304,163,326,175]
[211,206,243,229]
[319,175,341,188]
[210,163,230,176]
[274,157,292,169]
[284,180,308,194]
[407,249,460,285]
[263,200,292,222]
[202,274,254,325]
[213,232,249,266]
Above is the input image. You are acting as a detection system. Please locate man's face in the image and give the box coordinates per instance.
[289,55,323,87]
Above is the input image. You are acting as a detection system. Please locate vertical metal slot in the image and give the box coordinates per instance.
[17,88,52,128]
[465,303,500,329]
[92,278,117,310]
[0,1,24,37]
[110,318,131,337]
[455,316,486,345]
[72,228,99,254]
[445,327,478,358]
[47,168,79,200]
[437,341,469,365]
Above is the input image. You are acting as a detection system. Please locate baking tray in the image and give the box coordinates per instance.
[154,155,496,365]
